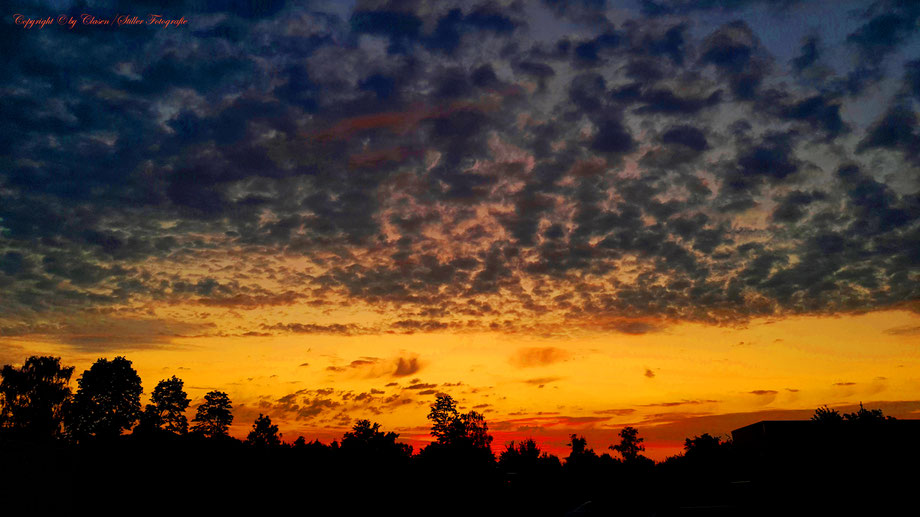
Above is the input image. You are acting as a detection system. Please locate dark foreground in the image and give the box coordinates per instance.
[2,428,917,516]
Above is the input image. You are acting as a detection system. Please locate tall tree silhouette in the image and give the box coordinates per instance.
[0,356,74,440]
[426,394,493,450]
[246,413,281,447]
[565,434,599,470]
[568,435,591,457]
[459,410,493,450]
[427,393,460,443]
[191,390,233,438]
[610,426,646,463]
[66,356,142,441]
[137,376,190,435]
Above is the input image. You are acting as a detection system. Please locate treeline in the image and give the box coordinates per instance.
[0,355,913,516]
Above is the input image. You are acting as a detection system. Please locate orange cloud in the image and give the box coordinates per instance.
[311,97,502,142]
[325,354,424,379]
[197,291,302,308]
[510,347,571,368]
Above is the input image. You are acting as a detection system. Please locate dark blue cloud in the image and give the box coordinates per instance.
[846,4,919,59]
[790,35,820,73]
[572,31,622,67]
[858,104,920,164]
[634,23,687,66]
[635,88,723,114]
[661,125,708,152]
[772,190,826,223]
[735,133,799,180]
[905,59,920,99]
[1,0,918,332]
[641,0,804,16]
[351,10,423,54]
[699,21,770,100]
[775,93,848,139]
[591,117,636,154]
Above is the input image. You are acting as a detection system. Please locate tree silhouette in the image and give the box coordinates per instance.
[343,419,384,445]
[427,393,460,443]
[568,434,591,457]
[137,376,191,435]
[812,403,894,425]
[459,410,493,449]
[66,356,142,441]
[341,419,412,459]
[426,394,493,450]
[610,426,646,462]
[499,438,545,473]
[812,404,844,423]
[428,395,492,449]
[565,434,599,469]
[246,413,281,447]
[843,402,894,423]
[0,356,74,440]
[682,433,731,475]
[191,390,233,438]
[683,433,728,457]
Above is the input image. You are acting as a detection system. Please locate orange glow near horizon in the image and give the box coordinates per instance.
[4,309,919,461]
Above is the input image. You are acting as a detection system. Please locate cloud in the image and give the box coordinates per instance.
[884,325,920,336]
[197,291,303,308]
[390,319,450,333]
[510,347,572,368]
[698,20,771,100]
[325,355,424,379]
[642,0,806,16]
[639,399,720,407]
[595,408,637,416]
[491,414,614,432]
[602,320,666,335]
[405,382,437,390]
[393,356,423,377]
[264,323,370,336]
[522,377,564,387]
[858,104,920,165]
[13,317,215,352]
[0,0,916,347]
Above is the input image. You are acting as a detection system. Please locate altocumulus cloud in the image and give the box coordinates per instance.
[0,0,917,347]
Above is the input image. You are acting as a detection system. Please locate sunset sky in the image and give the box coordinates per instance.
[2,0,920,460]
